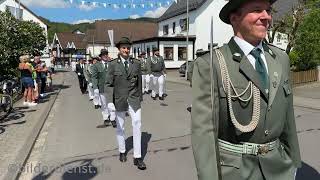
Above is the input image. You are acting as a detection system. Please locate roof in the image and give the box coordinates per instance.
[158,0,207,22]
[272,0,299,22]
[83,20,158,44]
[56,32,86,49]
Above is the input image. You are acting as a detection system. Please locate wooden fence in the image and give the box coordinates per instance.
[290,69,319,86]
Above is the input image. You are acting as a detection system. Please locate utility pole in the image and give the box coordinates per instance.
[185,0,189,80]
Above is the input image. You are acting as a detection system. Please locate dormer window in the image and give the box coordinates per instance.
[163,25,169,35]
[180,18,188,31]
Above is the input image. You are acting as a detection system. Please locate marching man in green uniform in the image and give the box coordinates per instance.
[92,50,116,128]
[191,0,301,180]
[105,37,146,170]
[84,58,94,101]
[140,51,151,94]
[148,48,166,100]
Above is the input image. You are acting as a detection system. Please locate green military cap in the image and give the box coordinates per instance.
[219,0,277,24]
[99,49,108,57]
[116,37,132,48]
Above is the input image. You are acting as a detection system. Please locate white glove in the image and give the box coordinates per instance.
[94,89,99,94]
[89,83,93,87]
[77,73,81,76]
[164,74,167,78]
[108,103,116,111]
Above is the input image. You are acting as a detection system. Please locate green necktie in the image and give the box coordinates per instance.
[250,48,269,90]
[124,60,129,73]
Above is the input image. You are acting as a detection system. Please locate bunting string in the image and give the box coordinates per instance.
[66,0,176,9]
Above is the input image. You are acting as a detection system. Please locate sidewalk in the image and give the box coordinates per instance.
[166,69,320,110]
[0,71,65,180]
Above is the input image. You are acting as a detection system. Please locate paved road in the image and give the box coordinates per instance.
[19,71,196,180]
[18,71,320,180]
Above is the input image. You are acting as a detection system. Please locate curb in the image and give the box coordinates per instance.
[3,73,65,180]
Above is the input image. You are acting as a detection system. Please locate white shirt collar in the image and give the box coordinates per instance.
[233,36,264,56]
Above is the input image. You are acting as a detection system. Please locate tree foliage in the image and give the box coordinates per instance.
[0,10,46,76]
[293,8,320,70]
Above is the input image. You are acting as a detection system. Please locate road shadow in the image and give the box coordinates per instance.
[125,132,152,160]
[296,162,320,180]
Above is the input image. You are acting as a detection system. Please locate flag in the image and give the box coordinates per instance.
[108,30,114,47]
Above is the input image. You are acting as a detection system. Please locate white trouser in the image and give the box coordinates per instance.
[142,74,150,93]
[93,90,101,106]
[88,83,94,100]
[152,75,164,97]
[115,105,141,158]
[100,94,110,121]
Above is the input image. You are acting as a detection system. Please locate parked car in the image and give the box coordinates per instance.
[178,61,193,78]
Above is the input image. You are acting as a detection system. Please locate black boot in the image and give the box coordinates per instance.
[133,158,146,170]
[111,120,117,128]
[119,153,127,162]
[104,119,111,126]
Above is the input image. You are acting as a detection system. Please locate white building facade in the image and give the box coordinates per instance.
[133,0,234,68]
[0,0,49,53]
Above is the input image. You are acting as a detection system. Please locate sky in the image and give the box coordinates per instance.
[20,0,173,24]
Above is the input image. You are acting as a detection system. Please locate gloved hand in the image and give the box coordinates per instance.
[108,103,116,111]
[77,73,81,76]
[94,89,99,94]
[89,83,93,87]
[164,74,167,78]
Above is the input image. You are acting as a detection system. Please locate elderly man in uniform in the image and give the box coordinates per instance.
[75,59,87,94]
[140,51,151,94]
[191,0,301,180]
[92,50,116,128]
[84,59,94,101]
[105,37,146,170]
[148,48,166,100]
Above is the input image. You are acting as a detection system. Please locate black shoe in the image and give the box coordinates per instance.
[159,96,164,100]
[104,120,111,126]
[94,105,99,109]
[111,120,117,128]
[134,158,146,170]
[147,90,152,94]
[119,153,127,162]
[163,93,168,97]
[98,105,101,108]
[89,99,93,101]
[187,106,192,112]
[152,96,157,100]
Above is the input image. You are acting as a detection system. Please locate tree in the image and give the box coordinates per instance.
[0,10,46,76]
[293,7,320,70]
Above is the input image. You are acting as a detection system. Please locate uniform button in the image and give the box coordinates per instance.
[265,130,270,136]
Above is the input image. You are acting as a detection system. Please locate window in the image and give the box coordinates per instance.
[163,25,169,35]
[164,47,174,61]
[147,47,150,57]
[179,18,189,31]
[172,22,176,34]
[6,5,23,19]
[178,47,187,61]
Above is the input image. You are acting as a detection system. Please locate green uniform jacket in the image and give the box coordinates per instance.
[141,58,150,75]
[91,61,107,93]
[105,57,142,112]
[147,56,166,76]
[191,38,301,180]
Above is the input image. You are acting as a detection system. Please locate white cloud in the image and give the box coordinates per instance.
[143,7,168,18]
[21,0,69,8]
[72,19,94,24]
[78,4,96,11]
[130,14,140,19]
